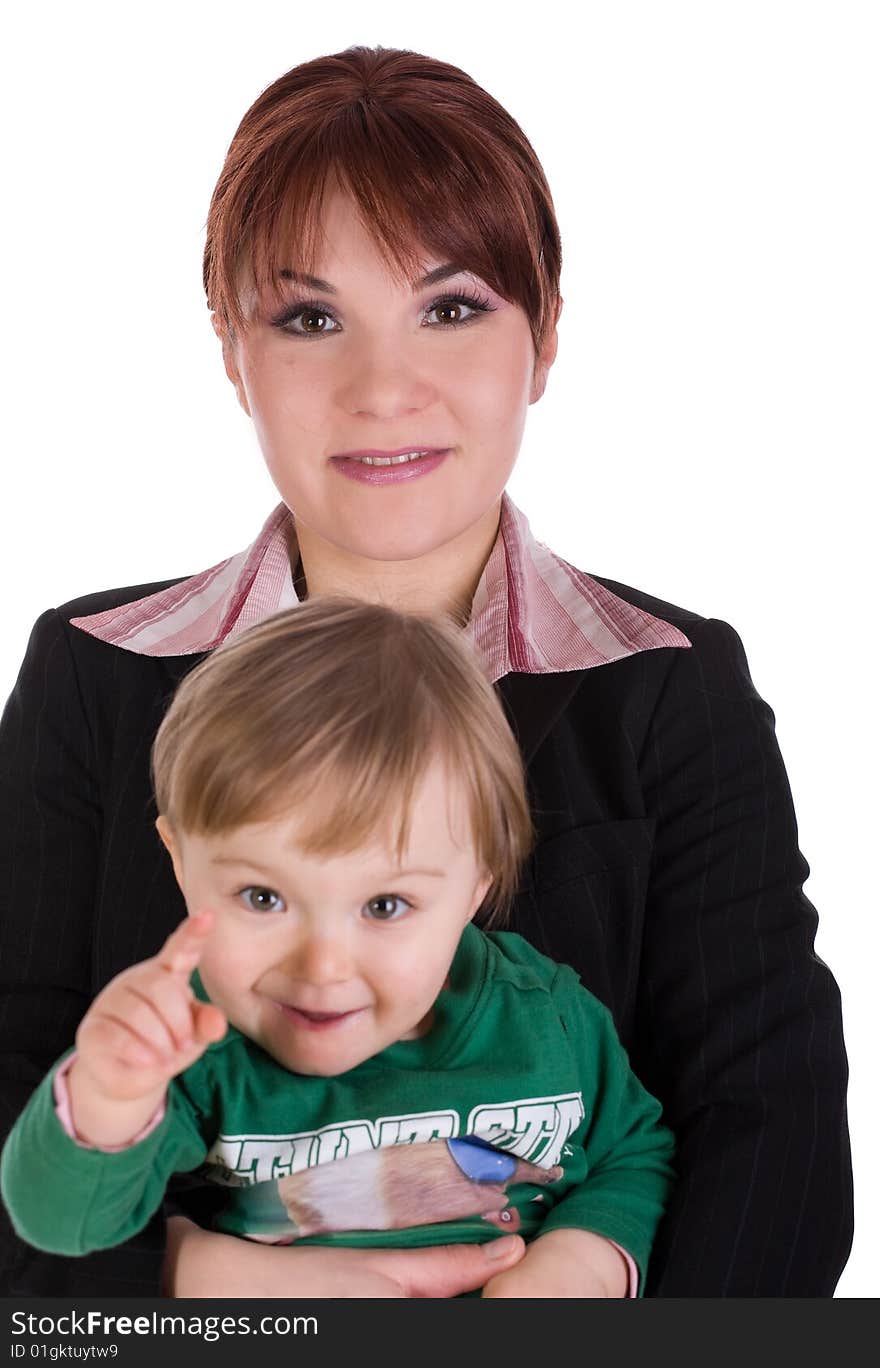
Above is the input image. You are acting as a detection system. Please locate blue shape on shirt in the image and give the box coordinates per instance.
[447,1136,518,1183]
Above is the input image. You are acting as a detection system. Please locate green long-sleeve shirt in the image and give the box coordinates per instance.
[1,924,675,1293]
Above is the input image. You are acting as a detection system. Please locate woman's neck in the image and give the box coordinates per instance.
[292,501,502,623]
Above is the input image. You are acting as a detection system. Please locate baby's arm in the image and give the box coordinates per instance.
[67,912,226,1147]
[484,967,676,1299]
[0,915,226,1255]
[482,1227,629,1298]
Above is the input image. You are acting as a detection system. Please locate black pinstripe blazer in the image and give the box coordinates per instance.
[0,574,853,1296]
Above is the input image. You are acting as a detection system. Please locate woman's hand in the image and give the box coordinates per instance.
[481,1228,630,1298]
[69,913,227,1147]
[163,1217,527,1299]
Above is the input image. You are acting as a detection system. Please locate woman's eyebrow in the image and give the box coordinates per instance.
[278,263,469,295]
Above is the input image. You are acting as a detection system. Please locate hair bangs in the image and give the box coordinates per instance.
[152,597,535,925]
[260,745,426,869]
[204,45,561,354]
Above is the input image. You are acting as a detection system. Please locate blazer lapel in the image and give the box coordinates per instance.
[496,671,584,765]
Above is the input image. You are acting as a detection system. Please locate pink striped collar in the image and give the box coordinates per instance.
[69,495,691,682]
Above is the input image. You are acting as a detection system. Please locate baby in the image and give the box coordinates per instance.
[1,598,675,1297]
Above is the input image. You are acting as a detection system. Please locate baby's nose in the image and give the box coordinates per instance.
[287,931,353,985]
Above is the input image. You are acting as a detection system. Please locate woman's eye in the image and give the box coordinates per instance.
[423,292,492,327]
[239,886,285,914]
[273,290,493,338]
[362,894,411,922]
[282,303,340,337]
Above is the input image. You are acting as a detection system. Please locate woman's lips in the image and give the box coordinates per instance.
[330,448,451,485]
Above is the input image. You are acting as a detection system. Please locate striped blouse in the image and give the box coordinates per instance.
[68,493,692,674]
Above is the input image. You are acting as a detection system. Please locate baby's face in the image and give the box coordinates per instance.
[156,759,491,1076]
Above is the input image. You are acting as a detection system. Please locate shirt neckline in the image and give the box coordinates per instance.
[68,493,691,682]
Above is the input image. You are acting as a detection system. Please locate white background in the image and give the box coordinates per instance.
[1,1,876,1296]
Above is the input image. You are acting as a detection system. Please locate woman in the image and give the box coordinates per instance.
[0,44,852,1297]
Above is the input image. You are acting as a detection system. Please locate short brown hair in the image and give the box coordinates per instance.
[203,44,562,359]
[151,599,533,925]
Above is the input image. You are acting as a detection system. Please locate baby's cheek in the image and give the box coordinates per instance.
[197,947,248,1012]
[380,972,443,1035]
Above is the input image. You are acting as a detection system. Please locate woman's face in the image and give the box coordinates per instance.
[216,187,560,565]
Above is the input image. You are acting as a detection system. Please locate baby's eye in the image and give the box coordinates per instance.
[239,886,285,914]
[362,894,411,922]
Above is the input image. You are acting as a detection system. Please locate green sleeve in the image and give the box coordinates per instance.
[538,967,677,1295]
[0,1052,209,1256]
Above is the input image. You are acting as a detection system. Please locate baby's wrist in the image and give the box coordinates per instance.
[66,1056,167,1150]
[533,1227,631,1297]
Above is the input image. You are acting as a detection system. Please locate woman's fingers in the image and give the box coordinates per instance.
[362,1235,526,1298]
[163,1221,527,1300]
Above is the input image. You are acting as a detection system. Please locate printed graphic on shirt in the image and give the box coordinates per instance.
[202,1094,584,1245]
[204,1092,584,1185]
[276,1136,562,1240]
[466,1094,586,1168]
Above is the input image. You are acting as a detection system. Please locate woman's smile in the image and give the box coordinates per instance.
[330,447,452,485]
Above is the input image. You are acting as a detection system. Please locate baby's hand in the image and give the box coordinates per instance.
[67,912,227,1146]
[481,1227,630,1298]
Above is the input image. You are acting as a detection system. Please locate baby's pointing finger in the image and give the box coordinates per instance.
[194,1001,227,1045]
[124,970,199,1054]
[157,911,214,975]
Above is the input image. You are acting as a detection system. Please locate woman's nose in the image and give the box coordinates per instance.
[341,348,435,418]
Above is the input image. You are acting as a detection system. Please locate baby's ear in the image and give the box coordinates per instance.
[155,815,184,886]
[469,871,494,920]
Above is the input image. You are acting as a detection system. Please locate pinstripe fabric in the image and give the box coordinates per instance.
[0,545,852,1294]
